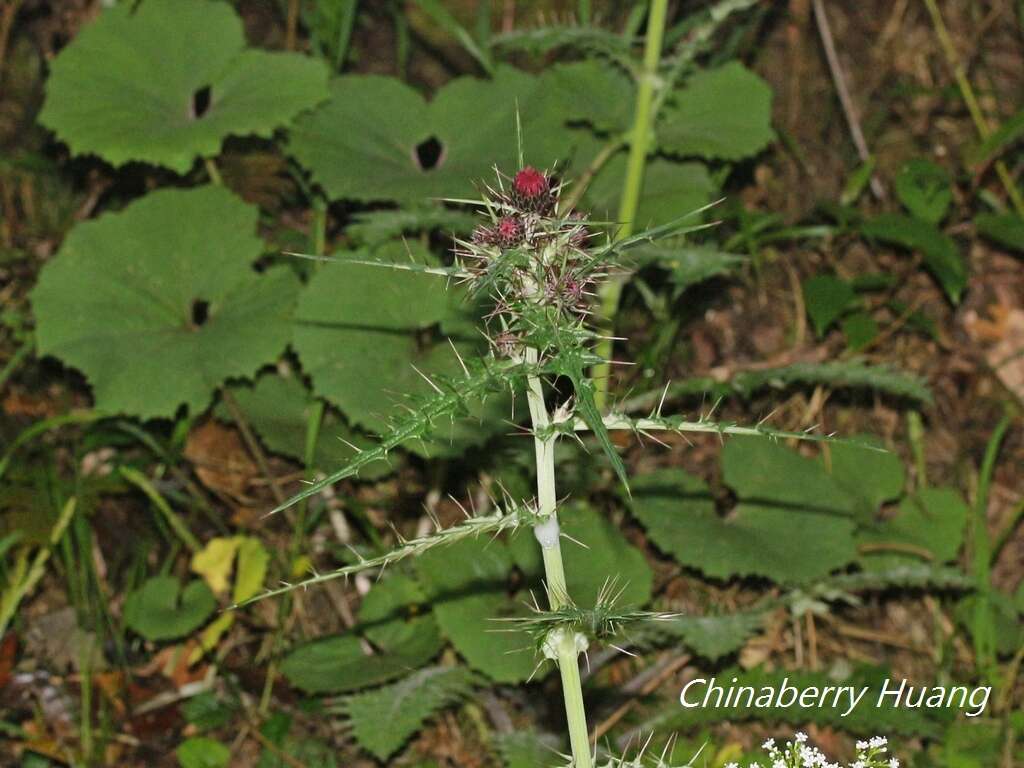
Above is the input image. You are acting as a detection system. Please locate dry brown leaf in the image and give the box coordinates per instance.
[184,420,258,501]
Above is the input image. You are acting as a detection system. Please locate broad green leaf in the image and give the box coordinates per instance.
[181,692,233,730]
[345,666,477,759]
[975,212,1024,253]
[292,242,448,431]
[652,610,766,661]
[510,505,653,609]
[630,440,859,583]
[826,436,904,519]
[32,186,298,418]
[358,573,443,654]
[289,66,576,203]
[802,275,856,337]
[415,538,536,683]
[894,159,952,225]
[347,206,477,247]
[177,738,230,768]
[124,576,216,641]
[658,62,775,160]
[280,629,441,695]
[584,152,715,230]
[281,573,444,693]
[862,213,967,303]
[495,732,562,768]
[723,437,861,517]
[858,487,969,570]
[39,0,328,173]
[292,242,506,453]
[543,60,634,134]
[218,374,389,478]
[841,311,878,352]
[626,244,745,292]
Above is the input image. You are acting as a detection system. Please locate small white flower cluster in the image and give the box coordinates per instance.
[723,734,898,768]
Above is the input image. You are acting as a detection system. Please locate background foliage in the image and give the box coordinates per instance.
[0,1,1022,767]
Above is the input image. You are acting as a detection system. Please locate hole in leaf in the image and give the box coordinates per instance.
[191,299,210,328]
[191,86,212,119]
[414,137,444,171]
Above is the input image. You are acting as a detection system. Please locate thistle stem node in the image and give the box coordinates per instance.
[533,515,561,549]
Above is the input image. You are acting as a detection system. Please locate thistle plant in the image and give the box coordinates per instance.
[252,157,850,767]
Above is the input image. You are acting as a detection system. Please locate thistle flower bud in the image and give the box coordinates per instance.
[496,216,525,247]
[511,166,554,214]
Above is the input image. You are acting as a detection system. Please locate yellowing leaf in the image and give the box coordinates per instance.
[233,538,269,604]
[190,538,242,595]
[190,613,234,665]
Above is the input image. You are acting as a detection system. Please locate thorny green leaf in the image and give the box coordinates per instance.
[343,666,478,759]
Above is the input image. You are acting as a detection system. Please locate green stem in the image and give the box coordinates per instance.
[593,0,670,410]
[524,348,591,768]
[557,631,591,764]
[577,0,591,25]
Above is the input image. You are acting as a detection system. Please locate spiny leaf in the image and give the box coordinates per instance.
[39,0,328,172]
[490,24,635,69]
[259,355,522,518]
[343,666,479,759]
[569,412,861,447]
[620,360,933,411]
[239,499,537,606]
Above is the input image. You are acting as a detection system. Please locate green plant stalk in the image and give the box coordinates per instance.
[0,498,75,636]
[523,348,591,768]
[120,467,201,553]
[578,0,591,25]
[594,0,670,410]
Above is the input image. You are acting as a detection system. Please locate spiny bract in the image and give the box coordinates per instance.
[455,165,604,361]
